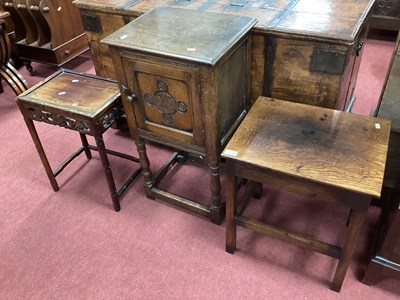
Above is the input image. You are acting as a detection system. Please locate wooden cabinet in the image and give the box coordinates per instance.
[370,0,400,31]
[73,0,374,111]
[102,7,256,224]
[0,0,88,68]
[121,58,205,147]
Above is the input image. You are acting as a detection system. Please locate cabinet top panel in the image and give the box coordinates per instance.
[101,7,257,65]
[74,0,375,44]
[73,0,141,14]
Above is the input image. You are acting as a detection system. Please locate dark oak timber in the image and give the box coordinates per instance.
[102,7,256,224]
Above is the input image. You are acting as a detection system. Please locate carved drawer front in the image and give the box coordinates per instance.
[122,57,203,146]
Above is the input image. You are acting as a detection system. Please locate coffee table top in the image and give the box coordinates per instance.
[222,96,391,198]
[17,69,120,118]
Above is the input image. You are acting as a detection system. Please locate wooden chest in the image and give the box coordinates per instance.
[102,7,256,223]
[74,0,374,111]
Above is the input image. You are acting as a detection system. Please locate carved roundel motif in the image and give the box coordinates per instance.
[177,101,187,113]
[157,80,168,92]
[162,114,173,124]
[143,79,188,126]
[144,93,154,104]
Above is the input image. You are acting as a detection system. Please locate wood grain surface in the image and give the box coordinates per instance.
[18,70,120,116]
[222,96,391,197]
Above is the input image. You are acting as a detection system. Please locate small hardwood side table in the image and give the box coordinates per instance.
[16,69,141,211]
[222,96,390,292]
[102,7,257,224]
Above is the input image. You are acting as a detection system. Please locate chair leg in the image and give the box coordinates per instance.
[22,116,59,191]
[79,133,92,159]
[94,134,120,212]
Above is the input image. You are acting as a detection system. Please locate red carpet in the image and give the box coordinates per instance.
[0,31,399,299]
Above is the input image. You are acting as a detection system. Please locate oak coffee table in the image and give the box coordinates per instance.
[222,96,390,291]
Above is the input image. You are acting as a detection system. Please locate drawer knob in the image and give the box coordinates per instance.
[42,6,50,12]
[30,5,40,11]
[17,4,27,9]
[64,49,70,55]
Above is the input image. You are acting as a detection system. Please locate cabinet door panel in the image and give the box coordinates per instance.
[122,57,204,146]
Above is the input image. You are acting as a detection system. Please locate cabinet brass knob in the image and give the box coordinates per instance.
[126,94,137,103]
[355,41,364,57]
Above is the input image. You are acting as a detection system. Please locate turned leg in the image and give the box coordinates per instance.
[209,162,223,224]
[135,138,154,198]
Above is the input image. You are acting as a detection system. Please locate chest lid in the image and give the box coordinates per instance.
[73,0,140,13]
[101,6,257,65]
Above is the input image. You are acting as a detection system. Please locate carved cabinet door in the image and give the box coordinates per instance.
[121,57,204,146]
